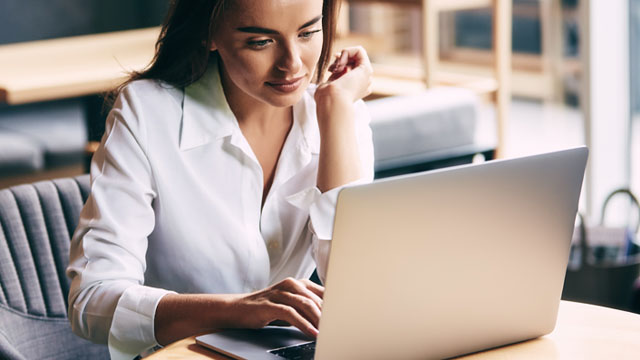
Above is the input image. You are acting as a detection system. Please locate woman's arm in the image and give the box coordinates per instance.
[314,47,373,192]
[154,278,324,345]
[67,84,174,358]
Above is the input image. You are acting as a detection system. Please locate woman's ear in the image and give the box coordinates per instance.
[209,41,217,52]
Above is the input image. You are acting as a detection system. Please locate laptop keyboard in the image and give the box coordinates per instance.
[268,341,316,359]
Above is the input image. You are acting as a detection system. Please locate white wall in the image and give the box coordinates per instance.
[582,0,632,223]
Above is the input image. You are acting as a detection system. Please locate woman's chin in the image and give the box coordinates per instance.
[261,87,307,108]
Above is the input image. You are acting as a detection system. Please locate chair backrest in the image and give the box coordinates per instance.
[0,175,109,360]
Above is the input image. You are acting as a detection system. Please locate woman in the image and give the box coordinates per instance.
[67,0,374,358]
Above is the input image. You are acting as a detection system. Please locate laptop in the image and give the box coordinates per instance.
[196,146,588,359]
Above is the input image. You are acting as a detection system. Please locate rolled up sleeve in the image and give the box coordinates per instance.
[108,285,174,359]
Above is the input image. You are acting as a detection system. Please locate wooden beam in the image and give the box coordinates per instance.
[422,0,438,87]
[493,0,512,157]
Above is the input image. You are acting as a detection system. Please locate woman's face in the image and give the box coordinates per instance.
[212,0,325,108]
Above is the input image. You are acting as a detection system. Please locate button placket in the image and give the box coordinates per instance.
[227,130,266,290]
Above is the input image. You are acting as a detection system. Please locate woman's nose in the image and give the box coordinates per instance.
[276,43,302,75]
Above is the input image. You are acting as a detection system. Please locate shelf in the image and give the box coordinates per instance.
[342,0,511,155]
[0,27,159,105]
[370,76,427,97]
[371,62,498,96]
[347,0,493,12]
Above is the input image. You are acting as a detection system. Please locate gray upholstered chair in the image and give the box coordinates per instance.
[0,175,109,359]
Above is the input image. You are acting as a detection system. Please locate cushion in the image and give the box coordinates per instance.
[0,130,44,175]
[367,87,480,172]
[0,100,87,168]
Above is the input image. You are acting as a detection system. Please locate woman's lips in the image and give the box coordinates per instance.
[266,76,304,93]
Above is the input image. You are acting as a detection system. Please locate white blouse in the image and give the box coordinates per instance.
[66,59,375,359]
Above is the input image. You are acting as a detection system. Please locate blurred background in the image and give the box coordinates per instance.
[0,0,638,311]
[343,0,639,222]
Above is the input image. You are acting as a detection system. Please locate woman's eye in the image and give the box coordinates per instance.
[300,29,321,39]
[247,39,272,49]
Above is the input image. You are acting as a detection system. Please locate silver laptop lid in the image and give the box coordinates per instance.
[315,147,588,360]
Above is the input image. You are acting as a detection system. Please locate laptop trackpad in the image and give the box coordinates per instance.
[196,326,314,359]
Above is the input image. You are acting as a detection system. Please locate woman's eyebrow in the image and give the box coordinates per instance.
[298,15,323,30]
[236,15,323,34]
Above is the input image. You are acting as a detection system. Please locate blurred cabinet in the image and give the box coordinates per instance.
[439,0,582,103]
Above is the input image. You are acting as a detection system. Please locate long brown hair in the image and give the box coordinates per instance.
[107,0,341,107]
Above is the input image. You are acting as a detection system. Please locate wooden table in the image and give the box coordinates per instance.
[0,27,159,105]
[145,301,640,359]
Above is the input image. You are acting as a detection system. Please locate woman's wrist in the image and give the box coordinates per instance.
[315,87,355,134]
[314,82,354,109]
[154,293,241,345]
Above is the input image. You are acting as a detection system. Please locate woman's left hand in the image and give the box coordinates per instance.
[315,46,373,104]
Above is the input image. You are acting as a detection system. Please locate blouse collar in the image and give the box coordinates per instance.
[180,56,235,151]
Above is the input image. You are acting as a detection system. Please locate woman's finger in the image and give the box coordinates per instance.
[328,50,348,75]
[337,46,370,69]
[327,46,372,82]
[327,68,347,82]
[301,279,325,299]
[273,304,319,338]
[328,53,341,71]
[337,50,349,72]
[277,278,323,311]
[271,291,321,328]
[297,286,323,311]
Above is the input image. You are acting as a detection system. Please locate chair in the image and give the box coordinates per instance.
[0,175,109,359]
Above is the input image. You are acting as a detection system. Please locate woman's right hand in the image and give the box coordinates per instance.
[228,277,325,337]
